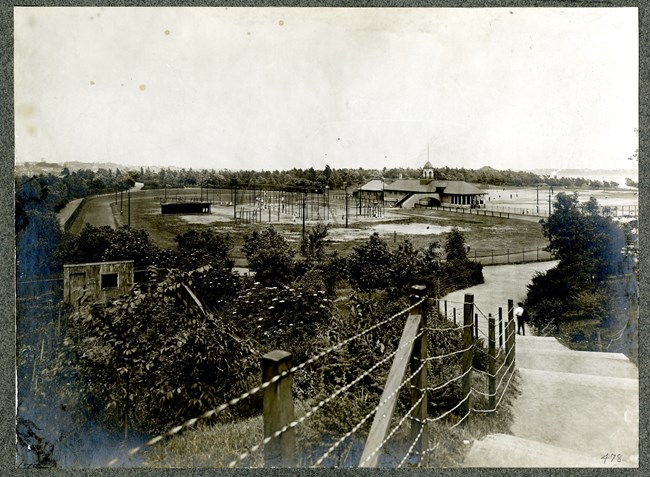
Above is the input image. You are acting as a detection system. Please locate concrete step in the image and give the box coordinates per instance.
[510,368,638,456]
[516,335,631,359]
[516,348,638,378]
[464,433,638,468]
[514,335,570,352]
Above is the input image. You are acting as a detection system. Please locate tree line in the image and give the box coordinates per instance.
[134,164,623,190]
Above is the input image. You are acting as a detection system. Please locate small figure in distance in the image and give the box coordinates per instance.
[514,302,526,336]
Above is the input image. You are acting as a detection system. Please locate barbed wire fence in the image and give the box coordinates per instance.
[105,287,519,468]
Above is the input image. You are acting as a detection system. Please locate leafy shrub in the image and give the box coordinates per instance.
[231,282,333,365]
[242,227,295,286]
[63,268,260,435]
[173,228,234,271]
[346,233,393,295]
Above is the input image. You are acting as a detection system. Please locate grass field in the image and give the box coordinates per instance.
[97,187,554,267]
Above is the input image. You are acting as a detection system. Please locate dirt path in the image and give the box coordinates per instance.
[65,183,144,234]
[66,193,117,234]
[440,261,557,338]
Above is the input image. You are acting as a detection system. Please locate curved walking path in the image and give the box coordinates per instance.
[440,261,557,339]
[448,263,639,468]
[61,183,145,234]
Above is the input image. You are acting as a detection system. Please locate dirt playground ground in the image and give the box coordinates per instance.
[67,185,638,267]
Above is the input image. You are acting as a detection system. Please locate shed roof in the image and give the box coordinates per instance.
[441,182,486,195]
[384,179,437,193]
[64,260,135,269]
[358,179,384,192]
[381,178,486,195]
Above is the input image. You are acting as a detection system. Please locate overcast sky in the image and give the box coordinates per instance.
[15,7,638,173]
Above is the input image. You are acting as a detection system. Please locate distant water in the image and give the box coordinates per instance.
[547,169,638,188]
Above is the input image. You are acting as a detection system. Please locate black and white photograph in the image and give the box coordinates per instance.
[13,5,639,469]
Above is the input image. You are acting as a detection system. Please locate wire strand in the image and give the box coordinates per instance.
[312,331,430,467]
[398,420,425,468]
[112,298,426,465]
[358,393,426,467]
[472,361,516,413]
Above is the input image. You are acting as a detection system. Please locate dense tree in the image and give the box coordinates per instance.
[16,208,62,279]
[242,226,295,286]
[390,239,420,293]
[444,227,468,262]
[56,225,116,265]
[174,228,234,271]
[440,228,484,291]
[346,233,393,295]
[300,222,329,264]
[63,268,259,435]
[527,193,633,333]
[57,225,161,269]
[542,193,628,283]
[415,241,443,288]
[102,227,161,268]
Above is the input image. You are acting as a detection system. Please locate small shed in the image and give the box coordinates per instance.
[161,201,212,214]
[63,260,134,308]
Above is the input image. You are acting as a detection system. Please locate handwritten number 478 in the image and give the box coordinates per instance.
[601,453,622,464]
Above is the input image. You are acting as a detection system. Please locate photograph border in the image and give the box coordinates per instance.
[2,1,646,476]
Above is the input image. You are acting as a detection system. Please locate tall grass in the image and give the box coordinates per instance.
[143,374,519,468]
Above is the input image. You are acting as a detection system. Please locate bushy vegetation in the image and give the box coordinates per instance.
[525,193,637,357]
[64,267,260,435]
[49,222,485,440]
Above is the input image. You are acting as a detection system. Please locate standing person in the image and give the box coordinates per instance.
[514,302,525,336]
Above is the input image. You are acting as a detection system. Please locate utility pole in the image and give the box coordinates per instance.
[345,185,349,228]
[230,187,237,219]
[127,190,131,228]
[302,193,307,240]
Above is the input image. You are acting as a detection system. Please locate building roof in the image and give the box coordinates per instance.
[64,260,135,268]
[358,179,384,192]
[441,181,486,195]
[384,179,436,193]
[379,178,486,196]
[423,160,434,169]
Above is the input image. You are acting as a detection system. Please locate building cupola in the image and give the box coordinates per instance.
[422,160,434,180]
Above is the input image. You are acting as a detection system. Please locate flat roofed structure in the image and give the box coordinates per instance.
[160,201,212,214]
[63,260,134,308]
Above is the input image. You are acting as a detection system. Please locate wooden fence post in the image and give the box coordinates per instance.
[474,313,479,340]
[262,350,296,467]
[488,313,496,414]
[409,285,428,465]
[360,289,426,467]
[461,294,474,425]
[453,307,456,326]
[506,300,515,369]
[498,307,503,349]
[444,300,448,320]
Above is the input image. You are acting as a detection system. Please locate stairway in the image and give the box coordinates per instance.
[463,335,639,468]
